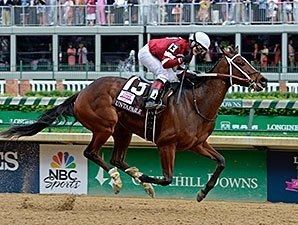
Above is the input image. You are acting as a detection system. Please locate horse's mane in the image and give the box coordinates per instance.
[207,55,222,73]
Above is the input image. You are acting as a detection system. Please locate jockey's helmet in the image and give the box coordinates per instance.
[189,32,211,55]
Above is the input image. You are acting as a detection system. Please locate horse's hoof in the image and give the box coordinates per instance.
[113,180,122,194]
[197,190,206,202]
[109,167,122,194]
[142,182,155,198]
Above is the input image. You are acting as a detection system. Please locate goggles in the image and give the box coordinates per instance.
[192,44,207,56]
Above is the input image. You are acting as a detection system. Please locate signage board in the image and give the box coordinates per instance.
[0,141,39,193]
[88,148,266,201]
[268,151,298,203]
[40,144,87,194]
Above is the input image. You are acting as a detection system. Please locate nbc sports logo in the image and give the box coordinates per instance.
[40,145,87,194]
[51,151,76,169]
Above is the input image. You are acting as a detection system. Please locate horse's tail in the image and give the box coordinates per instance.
[0,93,79,138]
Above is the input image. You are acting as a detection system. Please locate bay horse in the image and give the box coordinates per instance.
[1,47,267,201]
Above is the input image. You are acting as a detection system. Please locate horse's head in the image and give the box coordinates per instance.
[216,46,268,91]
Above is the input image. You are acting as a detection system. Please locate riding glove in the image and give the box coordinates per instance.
[182,54,193,64]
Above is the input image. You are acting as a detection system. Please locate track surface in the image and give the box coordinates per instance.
[0,194,297,225]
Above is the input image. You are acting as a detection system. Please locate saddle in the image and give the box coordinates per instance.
[114,76,178,117]
[113,76,179,142]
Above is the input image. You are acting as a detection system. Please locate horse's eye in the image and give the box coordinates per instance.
[238,61,245,66]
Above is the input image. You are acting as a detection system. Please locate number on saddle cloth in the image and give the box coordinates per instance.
[113,76,151,116]
[114,76,177,115]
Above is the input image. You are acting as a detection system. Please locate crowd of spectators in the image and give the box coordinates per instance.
[0,0,298,26]
[65,42,89,69]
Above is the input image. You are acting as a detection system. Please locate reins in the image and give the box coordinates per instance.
[185,52,258,122]
[191,83,216,122]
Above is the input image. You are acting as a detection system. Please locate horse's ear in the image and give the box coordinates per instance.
[220,46,227,55]
[235,46,239,53]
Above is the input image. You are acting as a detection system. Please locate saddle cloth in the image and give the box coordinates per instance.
[114,76,173,142]
[114,76,150,117]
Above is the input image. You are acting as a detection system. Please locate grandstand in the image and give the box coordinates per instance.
[0,2,297,94]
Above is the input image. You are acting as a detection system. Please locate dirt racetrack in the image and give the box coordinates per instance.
[0,194,296,225]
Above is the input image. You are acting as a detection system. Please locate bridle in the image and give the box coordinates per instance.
[224,53,260,90]
[189,52,261,122]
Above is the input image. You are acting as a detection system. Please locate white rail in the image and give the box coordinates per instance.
[0,80,5,95]
[2,80,297,93]
[228,82,298,93]
[63,81,92,92]
[30,80,56,92]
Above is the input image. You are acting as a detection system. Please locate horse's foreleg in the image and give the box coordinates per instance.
[139,143,176,186]
[84,132,122,194]
[191,141,225,202]
[110,124,155,197]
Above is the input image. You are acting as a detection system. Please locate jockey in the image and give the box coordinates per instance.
[138,31,211,109]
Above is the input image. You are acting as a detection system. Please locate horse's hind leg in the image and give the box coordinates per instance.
[191,141,225,202]
[84,132,122,194]
[110,124,155,197]
[138,144,176,186]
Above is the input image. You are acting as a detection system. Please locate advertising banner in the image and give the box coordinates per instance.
[0,111,80,128]
[268,151,298,203]
[0,141,39,193]
[1,111,296,133]
[40,144,87,194]
[216,115,298,132]
[88,148,266,201]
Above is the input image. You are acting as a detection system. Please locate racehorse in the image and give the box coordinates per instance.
[0,47,267,202]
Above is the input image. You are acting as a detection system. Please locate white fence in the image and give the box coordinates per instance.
[0,79,296,94]
[26,80,298,93]
[228,82,298,93]
[0,80,5,95]
[63,81,92,92]
[30,80,56,92]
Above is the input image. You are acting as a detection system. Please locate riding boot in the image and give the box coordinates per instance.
[145,79,165,109]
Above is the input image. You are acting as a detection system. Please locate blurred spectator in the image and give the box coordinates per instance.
[106,0,115,24]
[0,0,13,26]
[285,0,293,23]
[239,0,251,24]
[219,0,229,24]
[251,42,260,65]
[260,44,269,71]
[13,0,22,25]
[267,0,278,23]
[273,43,281,66]
[96,0,106,25]
[204,49,212,63]
[128,0,138,24]
[86,0,96,25]
[46,0,56,25]
[288,39,295,69]
[118,50,136,75]
[28,0,37,25]
[67,43,76,69]
[294,0,298,23]
[114,0,124,24]
[227,0,236,24]
[74,0,85,26]
[159,0,168,24]
[148,0,158,25]
[172,1,182,24]
[37,0,47,26]
[63,0,74,25]
[77,43,88,69]
[20,0,30,25]
[257,0,267,22]
[166,0,176,23]
[182,0,192,23]
[197,0,211,23]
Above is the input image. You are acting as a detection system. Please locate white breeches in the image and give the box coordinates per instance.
[138,44,179,83]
